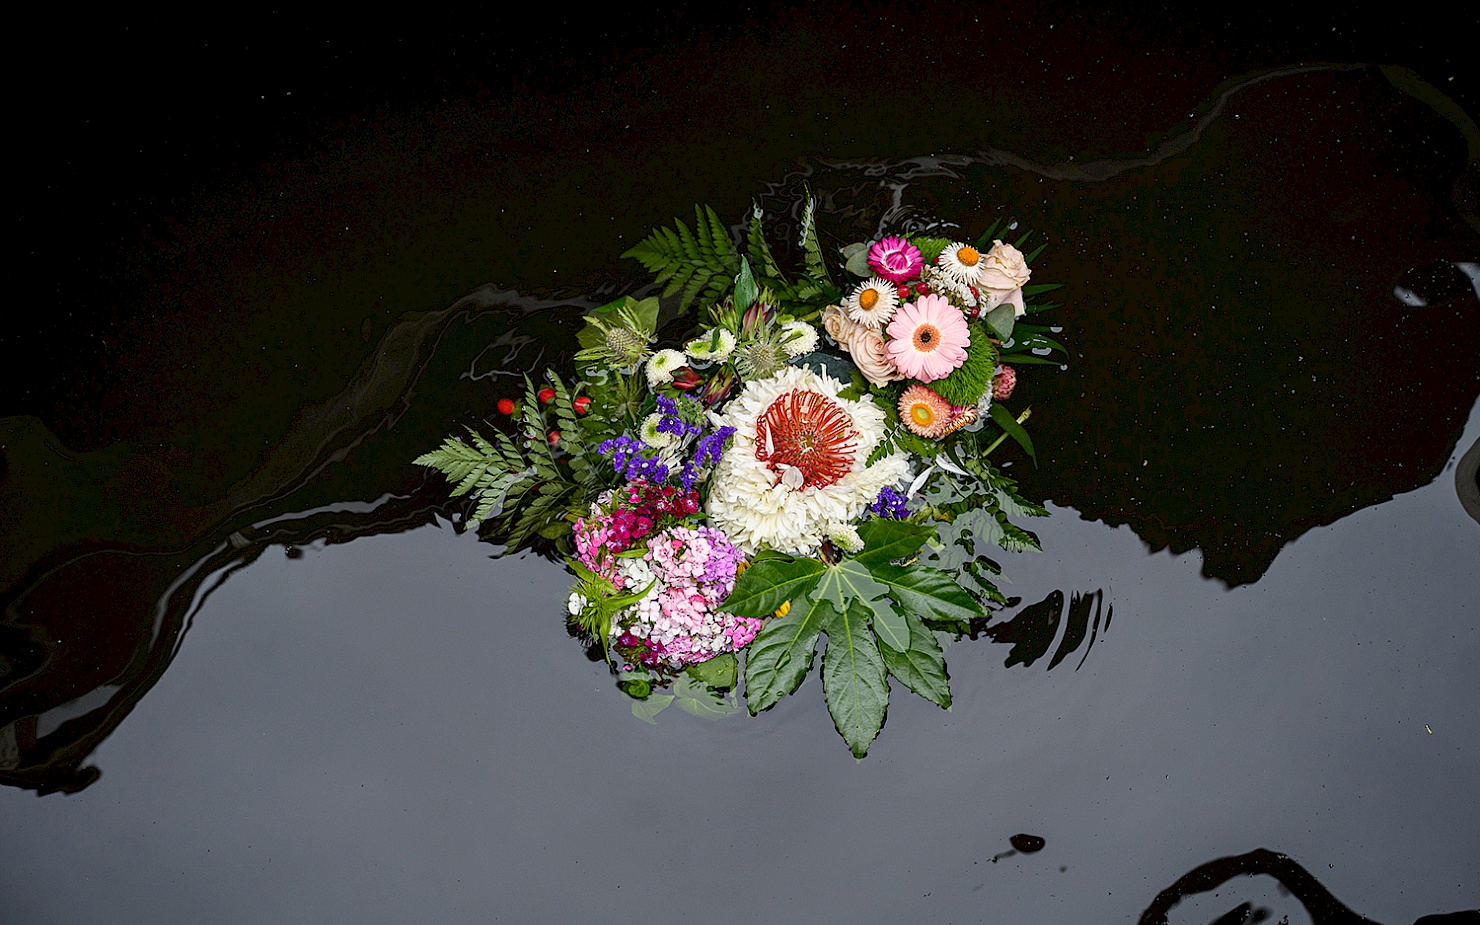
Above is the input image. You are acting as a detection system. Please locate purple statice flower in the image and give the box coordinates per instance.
[599,435,669,483]
[869,485,911,520]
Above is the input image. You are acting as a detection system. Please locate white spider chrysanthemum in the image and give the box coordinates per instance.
[685,328,737,362]
[844,277,900,327]
[779,321,819,358]
[706,365,910,555]
[937,242,986,286]
[646,349,686,387]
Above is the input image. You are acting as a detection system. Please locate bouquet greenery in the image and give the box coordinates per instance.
[416,198,1067,755]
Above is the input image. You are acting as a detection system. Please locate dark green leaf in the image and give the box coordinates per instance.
[723,556,827,618]
[822,598,889,758]
[734,257,758,313]
[868,563,985,624]
[854,519,934,568]
[743,595,829,713]
[686,652,738,691]
[988,401,1036,463]
[879,613,952,708]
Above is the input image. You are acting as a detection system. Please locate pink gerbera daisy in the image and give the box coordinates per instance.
[885,294,971,382]
[867,236,924,283]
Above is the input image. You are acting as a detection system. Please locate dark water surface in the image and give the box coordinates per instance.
[4,8,1479,924]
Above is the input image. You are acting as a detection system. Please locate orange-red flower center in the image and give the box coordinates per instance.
[912,324,941,353]
[957,246,980,267]
[859,288,880,311]
[754,389,858,489]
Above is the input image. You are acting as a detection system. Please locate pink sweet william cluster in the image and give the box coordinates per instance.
[573,480,699,587]
[610,525,761,669]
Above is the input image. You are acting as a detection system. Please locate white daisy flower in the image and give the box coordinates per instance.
[705,365,910,556]
[779,321,819,358]
[937,241,986,286]
[685,328,737,362]
[646,349,687,387]
[844,277,900,327]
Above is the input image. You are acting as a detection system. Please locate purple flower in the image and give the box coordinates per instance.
[869,485,910,520]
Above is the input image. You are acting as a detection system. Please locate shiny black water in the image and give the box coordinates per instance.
[4,10,1479,924]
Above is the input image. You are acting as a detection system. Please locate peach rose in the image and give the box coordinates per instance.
[843,326,906,387]
[979,239,1032,317]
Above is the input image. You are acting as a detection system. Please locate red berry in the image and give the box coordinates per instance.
[547,429,561,446]
[897,284,911,298]
[573,396,591,414]
[538,387,556,404]
[497,398,515,415]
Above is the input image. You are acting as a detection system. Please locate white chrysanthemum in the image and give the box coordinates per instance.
[646,349,686,387]
[639,413,678,450]
[779,321,819,358]
[705,365,910,555]
[938,242,987,286]
[844,277,900,327]
[827,522,864,554]
[685,328,737,362]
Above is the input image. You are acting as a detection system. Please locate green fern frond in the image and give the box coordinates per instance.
[621,205,740,312]
[746,204,786,284]
[798,195,833,290]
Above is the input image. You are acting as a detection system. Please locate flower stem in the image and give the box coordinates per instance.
[983,407,1032,456]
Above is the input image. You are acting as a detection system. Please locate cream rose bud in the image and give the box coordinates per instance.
[821,303,856,343]
[843,326,906,387]
[979,239,1032,317]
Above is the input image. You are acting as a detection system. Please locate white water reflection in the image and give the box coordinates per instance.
[2,399,1475,925]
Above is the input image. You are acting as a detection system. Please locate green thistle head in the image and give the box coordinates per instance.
[733,339,788,381]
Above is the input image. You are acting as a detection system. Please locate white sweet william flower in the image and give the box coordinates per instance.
[646,349,687,387]
[779,321,819,358]
[567,592,588,616]
[685,328,737,362]
[705,365,910,555]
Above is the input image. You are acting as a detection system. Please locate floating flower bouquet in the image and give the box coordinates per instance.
[416,199,1067,755]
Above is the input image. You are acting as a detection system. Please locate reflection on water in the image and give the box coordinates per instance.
[2,34,1478,924]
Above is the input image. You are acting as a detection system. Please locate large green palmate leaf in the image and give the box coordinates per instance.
[821,597,889,758]
[724,555,828,618]
[878,611,952,709]
[743,594,831,714]
[867,562,985,624]
[853,519,934,569]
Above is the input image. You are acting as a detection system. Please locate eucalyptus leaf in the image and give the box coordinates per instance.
[985,303,1016,341]
[822,598,889,758]
[845,247,871,278]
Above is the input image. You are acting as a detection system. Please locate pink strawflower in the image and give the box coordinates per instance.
[867,236,924,283]
[885,294,971,382]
